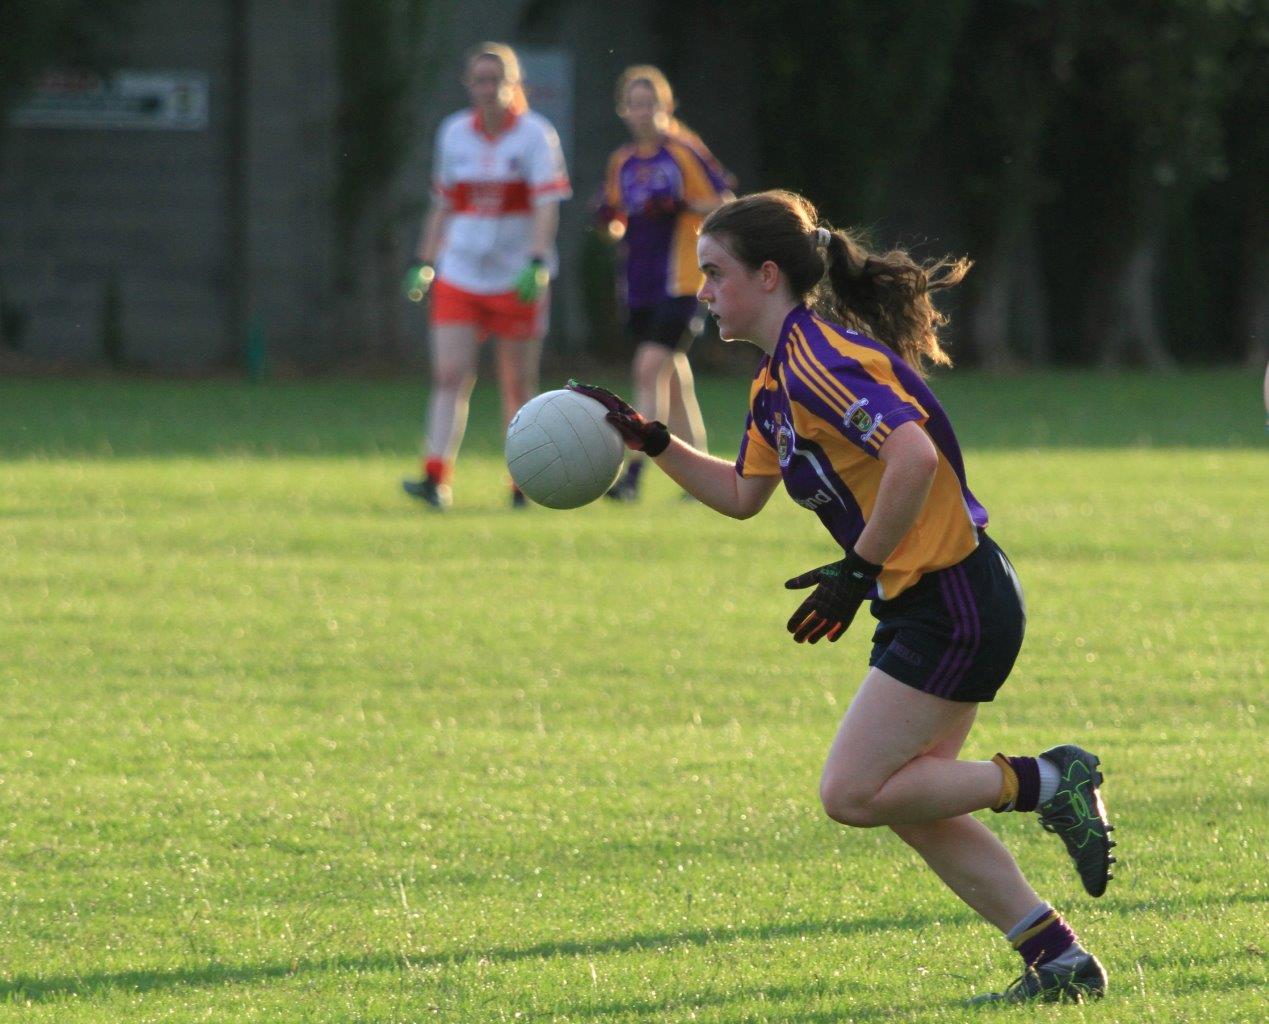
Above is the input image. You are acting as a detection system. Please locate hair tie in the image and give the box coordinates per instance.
[814,227,831,250]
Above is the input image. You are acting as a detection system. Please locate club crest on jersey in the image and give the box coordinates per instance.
[774,413,795,467]
[844,397,883,443]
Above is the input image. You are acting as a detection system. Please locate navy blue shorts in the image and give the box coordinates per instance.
[626,296,700,348]
[868,533,1027,703]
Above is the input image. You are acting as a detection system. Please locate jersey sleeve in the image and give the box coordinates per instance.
[526,117,572,205]
[602,149,627,211]
[735,413,781,477]
[430,118,458,204]
[782,326,927,457]
[668,140,724,206]
[674,130,734,194]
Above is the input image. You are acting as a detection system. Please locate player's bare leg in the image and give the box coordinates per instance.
[494,333,544,506]
[493,335,543,430]
[820,668,1106,1003]
[661,351,707,452]
[866,702,1042,931]
[819,669,1004,826]
[607,341,672,501]
[404,322,478,508]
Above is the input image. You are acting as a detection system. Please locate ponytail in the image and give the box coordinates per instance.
[817,230,970,376]
[705,187,969,375]
[703,190,970,378]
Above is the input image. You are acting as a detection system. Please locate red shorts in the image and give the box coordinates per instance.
[431,278,548,342]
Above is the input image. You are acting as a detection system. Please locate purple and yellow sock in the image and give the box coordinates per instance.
[991,754,1041,813]
[1007,903,1079,968]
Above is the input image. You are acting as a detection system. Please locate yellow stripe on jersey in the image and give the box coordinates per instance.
[666,141,723,297]
[814,319,930,420]
[603,147,632,210]
[739,373,781,477]
[668,211,707,297]
[668,139,718,203]
[789,325,860,407]
[786,333,884,453]
[784,339,847,416]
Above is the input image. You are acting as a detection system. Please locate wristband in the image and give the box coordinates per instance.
[642,421,671,458]
[842,549,883,579]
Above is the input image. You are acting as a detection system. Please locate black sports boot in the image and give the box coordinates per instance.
[1036,744,1116,897]
[402,477,452,509]
[969,953,1108,1004]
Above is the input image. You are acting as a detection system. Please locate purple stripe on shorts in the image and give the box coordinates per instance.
[936,566,982,697]
[926,571,968,694]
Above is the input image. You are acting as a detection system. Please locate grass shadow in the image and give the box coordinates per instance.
[0,909,955,1003]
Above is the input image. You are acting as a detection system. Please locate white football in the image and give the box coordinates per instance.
[505,389,625,509]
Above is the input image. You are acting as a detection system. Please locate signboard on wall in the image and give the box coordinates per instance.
[11,70,210,131]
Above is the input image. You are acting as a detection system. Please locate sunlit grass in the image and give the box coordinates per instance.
[0,371,1263,1022]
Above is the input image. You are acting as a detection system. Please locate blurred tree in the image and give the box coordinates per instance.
[1056,0,1244,368]
[1223,6,1268,368]
[333,0,435,364]
[942,0,1080,371]
[651,0,972,225]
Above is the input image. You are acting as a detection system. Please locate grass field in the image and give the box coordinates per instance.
[0,370,1264,1023]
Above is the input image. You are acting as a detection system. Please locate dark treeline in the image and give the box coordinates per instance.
[3,1,1265,370]
[650,0,1267,369]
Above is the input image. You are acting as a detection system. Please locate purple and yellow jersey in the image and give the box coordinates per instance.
[603,134,730,306]
[736,307,989,599]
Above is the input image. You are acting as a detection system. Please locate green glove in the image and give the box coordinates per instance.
[403,263,435,303]
[514,258,549,303]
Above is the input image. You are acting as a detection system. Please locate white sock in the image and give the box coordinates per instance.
[1037,755,1061,804]
[1005,902,1052,942]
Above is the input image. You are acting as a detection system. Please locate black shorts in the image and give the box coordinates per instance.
[626,296,700,348]
[868,533,1026,703]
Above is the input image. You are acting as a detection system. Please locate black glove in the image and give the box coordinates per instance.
[565,379,671,457]
[784,549,883,644]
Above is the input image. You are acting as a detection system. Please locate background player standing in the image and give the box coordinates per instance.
[569,190,1117,1004]
[403,42,571,509]
[595,66,733,501]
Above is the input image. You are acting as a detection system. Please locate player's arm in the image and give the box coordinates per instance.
[528,200,560,260]
[653,436,779,519]
[852,420,939,564]
[416,187,452,265]
[566,380,778,519]
[403,198,451,300]
[783,421,937,644]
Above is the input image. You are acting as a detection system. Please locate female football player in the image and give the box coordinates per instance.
[403,42,570,508]
[568,189,1116,1004]
[594,66,733,500]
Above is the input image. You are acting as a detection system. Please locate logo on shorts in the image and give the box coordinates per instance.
[844,397,883,443]
[889,642,925,667]
[774,413,795,467]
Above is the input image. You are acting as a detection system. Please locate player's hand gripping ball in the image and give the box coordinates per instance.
[505,389,625,508]
[564,380,670,455]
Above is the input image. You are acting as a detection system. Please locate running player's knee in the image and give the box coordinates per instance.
[633,350,662,389]
[819,774,882,828]
[433,365,472,391]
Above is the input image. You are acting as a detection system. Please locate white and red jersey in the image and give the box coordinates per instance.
[431,108,571,294]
